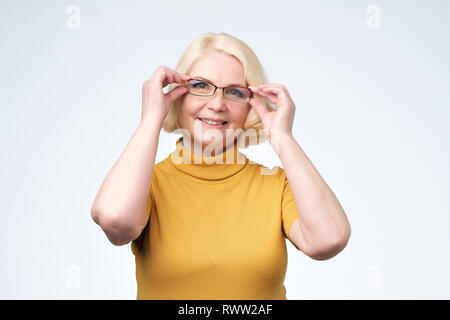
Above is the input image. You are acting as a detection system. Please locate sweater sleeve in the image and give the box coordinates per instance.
[279,167,299,240]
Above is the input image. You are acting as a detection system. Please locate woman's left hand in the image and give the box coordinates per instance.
[248,84,296,143]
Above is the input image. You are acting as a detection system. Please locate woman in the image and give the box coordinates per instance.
[91,32,351,300]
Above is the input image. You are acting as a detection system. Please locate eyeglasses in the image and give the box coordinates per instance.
[182,78,254,104]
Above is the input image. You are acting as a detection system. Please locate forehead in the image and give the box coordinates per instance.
[188,50,246,86]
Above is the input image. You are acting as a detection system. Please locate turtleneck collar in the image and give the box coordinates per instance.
[167,136,249,181]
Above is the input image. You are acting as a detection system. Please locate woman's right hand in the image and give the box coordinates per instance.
[141,65,190,124]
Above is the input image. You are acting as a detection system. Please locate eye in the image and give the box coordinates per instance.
[230,88,244,97]
[191,80,209,89]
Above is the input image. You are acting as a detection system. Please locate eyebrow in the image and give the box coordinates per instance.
[192,76,247,88]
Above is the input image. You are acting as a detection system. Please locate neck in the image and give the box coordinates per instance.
[168,136,249,180]
[181,137,237,157]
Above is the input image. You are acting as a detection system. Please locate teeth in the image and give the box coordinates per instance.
[200,118,225,125]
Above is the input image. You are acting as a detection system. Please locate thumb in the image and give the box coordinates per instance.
[166,85,187,104]
[248,96,268,121]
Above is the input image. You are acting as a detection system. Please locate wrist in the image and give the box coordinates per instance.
[139,115,164,132]
[268,130,294,156]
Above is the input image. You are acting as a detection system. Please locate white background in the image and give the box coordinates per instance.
[0,0,449,299]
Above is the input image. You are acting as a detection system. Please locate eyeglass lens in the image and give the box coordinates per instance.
[186,79,251,103]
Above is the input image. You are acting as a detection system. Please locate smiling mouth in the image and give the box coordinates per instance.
[197,117,228,125]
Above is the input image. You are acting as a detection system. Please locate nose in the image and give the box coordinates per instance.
[206,89,227,112]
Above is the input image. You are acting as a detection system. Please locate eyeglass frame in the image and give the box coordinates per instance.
[182,78,254,103]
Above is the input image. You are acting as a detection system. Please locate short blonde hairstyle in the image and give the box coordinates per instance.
[162,32,274,148]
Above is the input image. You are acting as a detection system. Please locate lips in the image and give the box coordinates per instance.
[196,118,228,128]
[198,117,228,125]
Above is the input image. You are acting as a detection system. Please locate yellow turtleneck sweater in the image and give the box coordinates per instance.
[131,136,299,300]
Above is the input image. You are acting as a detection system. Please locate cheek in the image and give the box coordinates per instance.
[232,107,250,126]
[179,101,196,125]
[181,97,202,117]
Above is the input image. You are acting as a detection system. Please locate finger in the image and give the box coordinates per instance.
[249,84,282,91]
[160,68,183,87]
[257,86,292,102]
[252,84,288,99]
[259,85,292,98]
[171,72,181,84]
[159,68,172,88]
[165,85,187,104]
[248,97,269,120]
[252,83,282,89]
[258,86,283,94]
[161,72,174,88]
[173,72,191,85]
[156,67,190,89]
[155,66,169,86]
[249,87,278,104]
[178,73,191,81]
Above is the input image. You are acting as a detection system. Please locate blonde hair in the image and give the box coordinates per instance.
[162,32,274,148]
